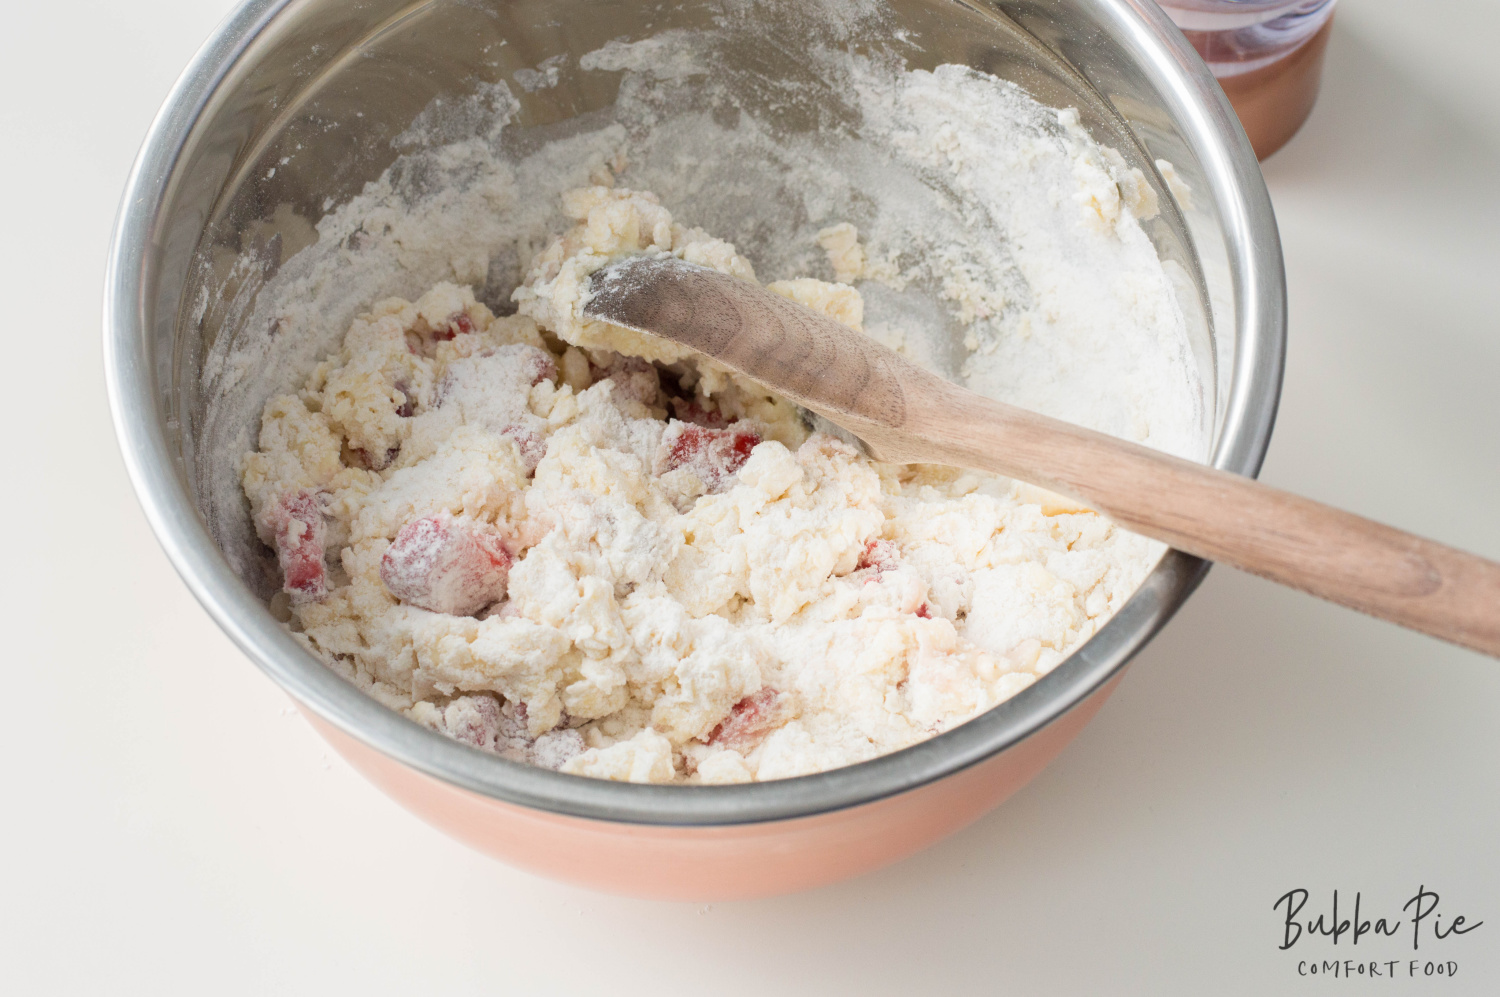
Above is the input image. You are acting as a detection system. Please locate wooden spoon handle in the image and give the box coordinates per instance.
[585,258,1500,657]
[897,383,1500,657]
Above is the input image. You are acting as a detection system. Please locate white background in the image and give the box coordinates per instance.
[2,1,1497,993]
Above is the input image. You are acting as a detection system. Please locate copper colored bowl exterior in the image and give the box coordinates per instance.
[105,0,1285,898]
[305,674,1122,901]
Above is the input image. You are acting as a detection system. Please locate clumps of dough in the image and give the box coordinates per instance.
[816,223,904,289]
[512,186,756,369]
[243,186,1163,784]
[1155,158,1193,209]
[817,222,868,284]
[1057,108,1159,233]
[410,693,586,769]
[767,277,864,331]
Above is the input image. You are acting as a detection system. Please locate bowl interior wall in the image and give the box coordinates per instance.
[169,0,1228,576]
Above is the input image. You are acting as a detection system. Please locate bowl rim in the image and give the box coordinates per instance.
[103,0,1285,827]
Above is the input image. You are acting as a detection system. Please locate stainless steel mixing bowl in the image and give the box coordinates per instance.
[104,0,1284,898]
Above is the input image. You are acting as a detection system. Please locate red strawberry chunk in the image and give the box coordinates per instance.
[433,310,475,342]
[494,700,533,754]
[380,514,513,616]
[654,421,761,492]
[431,695,584,768]
[501,423,547,476]
[267,490,327,604]
[348,446,400,471]
[707,688,790,751]
[856,538,899,573]
[530,728,585,770]
[409,312,479,354]
[851,539,929,613]
[441,695,502,750]
[590,354,659,405]
[670,397,731,429]
[520,350,558,387]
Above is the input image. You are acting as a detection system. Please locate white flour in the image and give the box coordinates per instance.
[204,25,1206,782]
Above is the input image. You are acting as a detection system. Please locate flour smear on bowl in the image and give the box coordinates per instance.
[202,30,1206,783]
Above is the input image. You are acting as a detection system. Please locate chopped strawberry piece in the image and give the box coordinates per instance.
[441,695,502,750]
[851,540,929,611]
[707,688,790,751]
[670,397,731,429]
[491,699,532,755]
[410,312,478,354]
[501,423,547,476]
[530,728,585,770]
[432,695,583,768]
[856,538,899,573]
[520,350,558,387]
[590,353,660,405]
[267,490,327,604]
[348,446,400,471]
[380,513,513,616]
[433,311,475,342]
[654,421,761,492]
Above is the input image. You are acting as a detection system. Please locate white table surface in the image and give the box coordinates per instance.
[3,3,1497,993]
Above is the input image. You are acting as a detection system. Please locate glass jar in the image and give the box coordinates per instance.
[1156,0,1339,158]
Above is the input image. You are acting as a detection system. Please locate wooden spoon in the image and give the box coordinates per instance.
[584,256,1500,658]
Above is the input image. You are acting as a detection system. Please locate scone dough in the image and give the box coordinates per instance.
[242,187,1162,784]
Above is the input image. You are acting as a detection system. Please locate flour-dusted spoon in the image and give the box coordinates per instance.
[584,256,1500,658]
